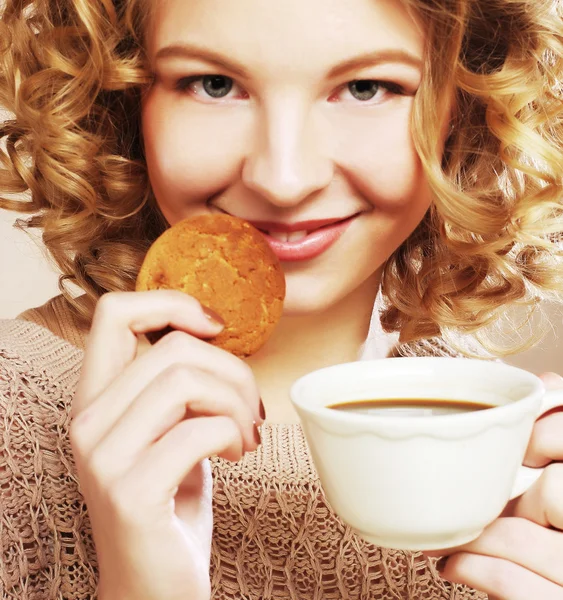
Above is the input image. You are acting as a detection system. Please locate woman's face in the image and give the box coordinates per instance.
[142,0,441,315]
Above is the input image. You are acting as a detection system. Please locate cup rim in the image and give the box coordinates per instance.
[289,357,544,430]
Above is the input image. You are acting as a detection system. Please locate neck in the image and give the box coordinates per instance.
[244,271,381,423]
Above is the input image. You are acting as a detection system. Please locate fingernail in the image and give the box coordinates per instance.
[254,422,262,446]
[436,556,448,574]
[259,398,266,421]
[201,305,225,327]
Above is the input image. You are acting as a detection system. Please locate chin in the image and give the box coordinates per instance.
[278,267,381,317]
[280,287,348,317]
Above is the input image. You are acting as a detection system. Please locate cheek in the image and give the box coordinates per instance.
[336,108,431,210]
[141,91,249,217]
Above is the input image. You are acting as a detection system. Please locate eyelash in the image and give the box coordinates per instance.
[174,75,406,102]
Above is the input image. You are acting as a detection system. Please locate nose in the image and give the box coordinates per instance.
[241,98,333,207]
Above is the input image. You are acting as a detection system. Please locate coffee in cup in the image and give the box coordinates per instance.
[328,398,495,416]
[290,357,563,551]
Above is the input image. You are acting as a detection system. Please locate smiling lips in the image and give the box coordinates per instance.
[248,215,358,261]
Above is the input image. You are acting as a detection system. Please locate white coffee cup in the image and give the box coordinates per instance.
[290,357,563,551]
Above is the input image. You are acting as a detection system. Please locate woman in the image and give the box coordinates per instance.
[0,0,562,598]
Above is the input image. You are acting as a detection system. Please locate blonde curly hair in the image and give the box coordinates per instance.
[1,0,562,353]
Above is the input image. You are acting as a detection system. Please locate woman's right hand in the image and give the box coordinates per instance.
[69,290,264,600]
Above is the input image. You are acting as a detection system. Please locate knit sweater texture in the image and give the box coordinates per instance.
[0,294,488,599]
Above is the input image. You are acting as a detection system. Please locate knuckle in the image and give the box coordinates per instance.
[86,447,113,487]
[92,292,132,330]
[537,412,563,454]
[95,291,123,317]
[215,415,244,449]
[158,363,212,409]
[223,418,243,446]
[540,372,563,389]
[540,463,563,516]
[230,359,256,391]
[160,362,195,389]
[106,479,141,524]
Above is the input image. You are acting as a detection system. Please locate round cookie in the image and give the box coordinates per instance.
[136,213,286,357]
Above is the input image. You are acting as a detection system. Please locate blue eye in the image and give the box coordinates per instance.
[349,80,380,101]
[346,80,405,102]
[200,75,233,98]
[176,75,235,98]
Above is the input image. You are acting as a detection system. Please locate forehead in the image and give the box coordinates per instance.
[146,0,425,70]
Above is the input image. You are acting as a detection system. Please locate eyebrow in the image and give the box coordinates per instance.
[328,49,422,77]
[154,43,423,78]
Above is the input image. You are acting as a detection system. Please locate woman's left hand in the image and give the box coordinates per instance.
[427,372,563,600]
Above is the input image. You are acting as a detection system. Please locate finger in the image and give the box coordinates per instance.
[112,415,243,520]
[524,411,563,468]
[72,330,261,455]
[439,551,563,600]
[452,517,563,587]
[521,372,563,468]
[87,366,260,483]
[508,463,563,529]
[539,372,563,390]
[75,290,224,415]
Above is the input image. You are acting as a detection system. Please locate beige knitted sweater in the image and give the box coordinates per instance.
[0,295,488,600]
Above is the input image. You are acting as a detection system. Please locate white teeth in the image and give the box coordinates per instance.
[267,230,309,242]
[287,230,308,242]
[268,231,290,241]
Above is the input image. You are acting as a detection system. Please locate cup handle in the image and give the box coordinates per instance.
[510,387,563,500]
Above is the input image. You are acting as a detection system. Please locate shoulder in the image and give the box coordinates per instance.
[0,309,84,397]
[16,294,89,351]
[391,332,497,359]
[0,302,84,411]
[0,313,95,596]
